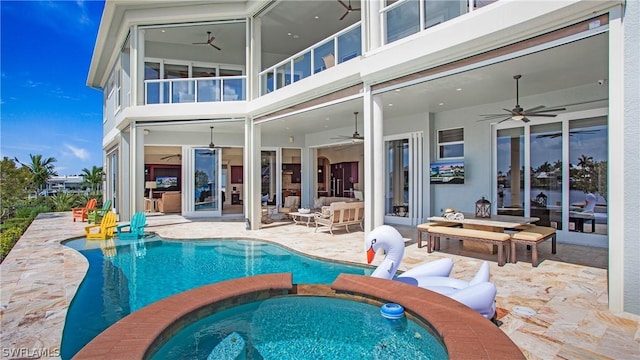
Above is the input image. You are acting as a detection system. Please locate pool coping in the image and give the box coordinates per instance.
[73,272,524,359]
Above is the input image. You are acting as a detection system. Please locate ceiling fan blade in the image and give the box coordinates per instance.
[211,44,221,50]
[526,114,558,118]
[337,0,350,10]
[503,108,518,115]
[339,10,349,20]
[496,117,513,124]
[192,42,208,45]
[528,108,567,113]
[524,105,546,112]
[522,117,531,123]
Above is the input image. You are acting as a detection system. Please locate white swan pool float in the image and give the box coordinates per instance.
[365,225,497,320]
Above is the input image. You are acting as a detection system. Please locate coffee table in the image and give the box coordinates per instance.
[290,212,316,227]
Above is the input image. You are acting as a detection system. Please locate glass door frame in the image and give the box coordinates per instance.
[383,132,423,226]
[183,146,223,217]
[492,107,608,247]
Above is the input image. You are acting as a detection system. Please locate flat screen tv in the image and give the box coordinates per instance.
[430,161,464,184]
[156,176,179,190]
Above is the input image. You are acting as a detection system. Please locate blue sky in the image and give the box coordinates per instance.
[1,0,105,175]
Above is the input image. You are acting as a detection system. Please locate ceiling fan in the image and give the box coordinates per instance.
[192,31,221,51]
[481,75,566,124]
[337,0,360,20]
[332,112,364,142]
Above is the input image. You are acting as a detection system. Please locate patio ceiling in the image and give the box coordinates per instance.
[141,2,608,143]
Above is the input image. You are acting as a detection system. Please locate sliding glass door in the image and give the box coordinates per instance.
[494,110,608,247]
[194,148,220,213]
[384,132,423,226]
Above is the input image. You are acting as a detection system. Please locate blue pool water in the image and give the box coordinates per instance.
[153,296,448,360]
[60,236,371,359]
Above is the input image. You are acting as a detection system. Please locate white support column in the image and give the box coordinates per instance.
[245,118,262,229]
[137,28,145,106]
[363,0,382,52]
[128,124,145,220]
[120,129,132,220]
[250,17,262,100]
[363,87,385,235]
[607,5,625,313]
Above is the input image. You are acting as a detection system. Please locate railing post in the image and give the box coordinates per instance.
[220,78,225,102]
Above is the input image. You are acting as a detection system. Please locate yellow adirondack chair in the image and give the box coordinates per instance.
[85,211,117,240]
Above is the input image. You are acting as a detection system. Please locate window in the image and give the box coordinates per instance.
[114,68,121,113]
[437,128,464,159]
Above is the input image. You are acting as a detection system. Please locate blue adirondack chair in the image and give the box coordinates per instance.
[87,199,112,224]
[116,211,147,240]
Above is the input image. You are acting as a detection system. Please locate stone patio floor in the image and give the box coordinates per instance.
[1,212,638,359]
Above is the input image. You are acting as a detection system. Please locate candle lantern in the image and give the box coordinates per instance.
[475,196,491,218]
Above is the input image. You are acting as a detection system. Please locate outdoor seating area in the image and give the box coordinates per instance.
[314,201,364,235]
[419,218,558,268]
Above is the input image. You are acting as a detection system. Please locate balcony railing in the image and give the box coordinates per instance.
[144,76,246,105]
[259,22,362,96]
[381,0,496,45]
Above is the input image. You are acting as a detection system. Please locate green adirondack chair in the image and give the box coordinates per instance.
[116,211,147,240]
[87,199,112,224]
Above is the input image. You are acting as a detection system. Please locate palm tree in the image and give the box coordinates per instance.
[81,166,103,195]
[577,154,594,169]
[15,154,57,196]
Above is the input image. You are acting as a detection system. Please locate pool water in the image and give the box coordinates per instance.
[153,296,448,360]
[60,236,370,359]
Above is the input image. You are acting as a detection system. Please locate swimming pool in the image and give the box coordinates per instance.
[153,296,448,359]
[60,236,371,359]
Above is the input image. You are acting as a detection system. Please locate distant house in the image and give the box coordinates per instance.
[43,175,85,195]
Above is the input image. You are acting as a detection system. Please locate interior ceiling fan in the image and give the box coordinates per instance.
[337,0,360,20]
[481,75,566,124]
[192,31,221,51]
[331,111,364,142]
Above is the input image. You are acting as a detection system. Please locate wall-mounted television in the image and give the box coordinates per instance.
[156,176,179,190]
[430,161,464,184]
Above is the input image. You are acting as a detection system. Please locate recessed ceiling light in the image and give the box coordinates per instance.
[388,103,393,106]
[161,29,165,33]
[439,102,445,106]
[395,89,401,92]
[293,34,299,39]
[315,15,319,19]
[288,32,292,36]
[456,88,463,91]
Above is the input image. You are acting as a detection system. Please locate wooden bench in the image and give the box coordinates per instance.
[510,225,556,267]
[416,222,459,248]
[426,226,511,266]
[314,201,364,235]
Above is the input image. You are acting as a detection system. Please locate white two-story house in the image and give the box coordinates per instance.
[88,0,638,315]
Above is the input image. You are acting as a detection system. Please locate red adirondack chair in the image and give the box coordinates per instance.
[72,198,97,222]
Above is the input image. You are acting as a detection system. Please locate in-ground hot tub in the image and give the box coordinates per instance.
[74,273,525,359]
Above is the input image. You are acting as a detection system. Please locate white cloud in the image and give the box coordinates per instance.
[65,144,90,160]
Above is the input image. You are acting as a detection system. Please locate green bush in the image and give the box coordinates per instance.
[49,192,78,212]
[1,218,30,231]
[0,226,24,262]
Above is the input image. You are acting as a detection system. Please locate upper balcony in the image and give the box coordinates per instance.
[144,75,246,104]
[258,22,361,96]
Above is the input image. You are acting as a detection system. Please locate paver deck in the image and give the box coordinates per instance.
[1,212,638,359]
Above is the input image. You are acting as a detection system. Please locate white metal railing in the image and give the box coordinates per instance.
[259,22,362,96]
[144,75,246,104]
[381,0,497,45]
